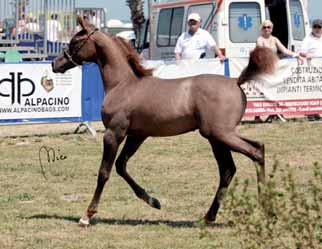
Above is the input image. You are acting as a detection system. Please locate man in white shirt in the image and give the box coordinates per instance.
[299,19,322,58]
[26,17,40,33]
[299,19,322,121]
[46,14,62,42]
[174,13,225,61]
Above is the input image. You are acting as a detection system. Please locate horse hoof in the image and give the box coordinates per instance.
[79,217,90,227]
[204,216,216,225]
[148,197,161,210]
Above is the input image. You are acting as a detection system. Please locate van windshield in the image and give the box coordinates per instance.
[229,2,261,43]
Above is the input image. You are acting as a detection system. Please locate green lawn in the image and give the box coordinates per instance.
[0,121,321,248]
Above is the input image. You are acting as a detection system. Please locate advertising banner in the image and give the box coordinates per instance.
[0,63,82,120]
[229,58,322,116]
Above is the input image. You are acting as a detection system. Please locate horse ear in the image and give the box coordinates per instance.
[77,15,89,31]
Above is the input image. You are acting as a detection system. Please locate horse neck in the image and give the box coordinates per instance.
[93,32,137,92]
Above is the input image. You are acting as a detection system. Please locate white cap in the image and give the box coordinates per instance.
[188,13,201,22]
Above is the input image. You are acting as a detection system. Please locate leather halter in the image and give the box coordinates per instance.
[63,28,98,66]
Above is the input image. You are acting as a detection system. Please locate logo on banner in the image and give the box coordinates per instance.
[41,70,54,92]
[0,72,35,104]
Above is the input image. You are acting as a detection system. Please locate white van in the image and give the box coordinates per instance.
[141,0,310,59]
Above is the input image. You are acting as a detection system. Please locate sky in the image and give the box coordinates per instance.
[77,0,322,22]
[77,0,146,22]
[77,0,147,22]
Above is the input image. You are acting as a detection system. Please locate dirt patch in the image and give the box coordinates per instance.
[0,121,105,138]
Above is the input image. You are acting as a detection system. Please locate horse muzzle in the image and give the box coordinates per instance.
[52,56,69,73]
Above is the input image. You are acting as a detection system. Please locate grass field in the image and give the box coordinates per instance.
[0,121,321,249]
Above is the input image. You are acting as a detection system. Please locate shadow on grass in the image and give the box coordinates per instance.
[27,214,230,229]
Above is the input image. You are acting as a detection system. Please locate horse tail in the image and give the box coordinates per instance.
[237,47,278,85]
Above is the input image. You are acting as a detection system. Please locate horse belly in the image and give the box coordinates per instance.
[129,114,197,137]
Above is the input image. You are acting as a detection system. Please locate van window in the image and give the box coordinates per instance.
[170,8,184,46]
[157,7,184,47]
[187,4,213,30]
[290,0,305,40]
[229,2,261,43]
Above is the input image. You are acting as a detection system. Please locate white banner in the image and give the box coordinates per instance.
[144,58,225,78]
[229,57,322,116]
[0,64,82,120]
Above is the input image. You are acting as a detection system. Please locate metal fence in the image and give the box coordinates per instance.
[0,0,76,59]
[75,7,107,30]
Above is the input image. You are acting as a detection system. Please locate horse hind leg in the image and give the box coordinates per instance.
[213,131,265,194]
[79,129,123,226]
[240,136,265,192]
[204,137,236,224]
[115,135,161,210]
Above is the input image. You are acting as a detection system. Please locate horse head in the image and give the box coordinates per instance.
[52,16,98,73]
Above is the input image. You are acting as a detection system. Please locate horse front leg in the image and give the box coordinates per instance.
[79,128,124,226]
[115,135,161,209]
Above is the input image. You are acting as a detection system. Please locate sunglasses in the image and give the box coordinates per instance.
[188,20,198,26]
[262,26,272,29]
[313,25,322,29]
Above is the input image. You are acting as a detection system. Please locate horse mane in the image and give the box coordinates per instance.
[237,47,278,85]
[112,36,153,78]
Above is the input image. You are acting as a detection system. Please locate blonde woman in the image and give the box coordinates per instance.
[256,20,300,58]
[255,20,301,123]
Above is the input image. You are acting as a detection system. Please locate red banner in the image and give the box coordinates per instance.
[245,98,322,116]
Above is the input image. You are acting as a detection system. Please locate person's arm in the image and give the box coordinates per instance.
[175,53,182,60]
[299,51,310,59]
[275,37,298,57]
[211,45,225,62]
[299,37,310,58]
[174,34,183,60]
[205,31,226,62]
[299,51,309,58]
[275,37,304,64]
